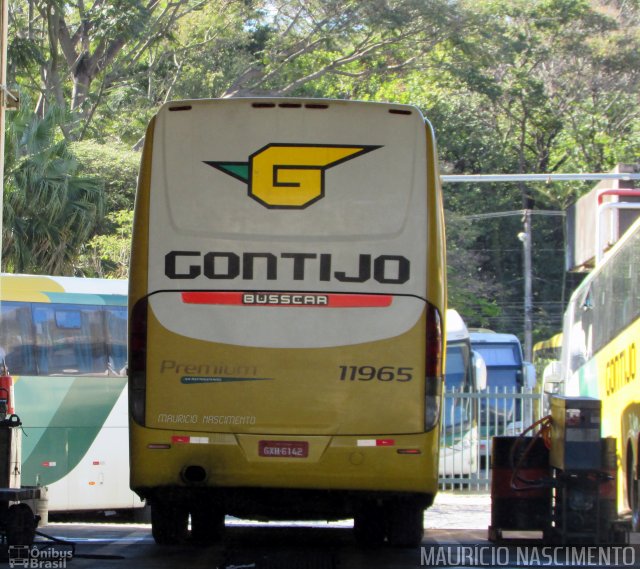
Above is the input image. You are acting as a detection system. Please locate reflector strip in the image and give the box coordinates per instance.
[357,439,396,447]
[41,461,56,467]
[171,436,209,444]
[181,292,392,308]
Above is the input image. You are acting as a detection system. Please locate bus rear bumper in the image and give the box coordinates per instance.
[130,426,439,513]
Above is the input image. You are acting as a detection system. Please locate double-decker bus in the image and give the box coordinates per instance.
[0,274,143,513]
[129,98,447,547]
[548,216,640,528]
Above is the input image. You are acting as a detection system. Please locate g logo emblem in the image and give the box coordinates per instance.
[205,144,380,209]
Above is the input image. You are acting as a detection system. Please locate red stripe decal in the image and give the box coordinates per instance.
[183,292,243,305]
[181,292,392,308]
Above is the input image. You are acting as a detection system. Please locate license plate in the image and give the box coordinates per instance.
[258,440,309,458]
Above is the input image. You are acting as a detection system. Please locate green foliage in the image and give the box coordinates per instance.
[424,0,640,339]
[69,141,139,217]
[445,211,505,328]
[67,142,139,275]
[2,104,104,275]
[85,0,150,41]
[82,210,133,278]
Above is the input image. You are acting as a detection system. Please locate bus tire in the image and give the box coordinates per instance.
[190,504,225,545]
[6,503,37,546]
[151,501,189,545]
[133,504,152,523]
[353,502,386,547]
[634,479,640,533]
[628,444,640,533]
[386,499,424,548]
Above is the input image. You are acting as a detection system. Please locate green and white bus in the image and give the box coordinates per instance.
[0,274,143,513]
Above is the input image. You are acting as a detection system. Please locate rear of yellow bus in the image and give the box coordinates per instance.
[129,99,446,546]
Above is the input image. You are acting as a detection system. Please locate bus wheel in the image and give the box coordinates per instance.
[628,445,640,532]
[353,502,386,547]
[386,499,424,548]
[6,503,37,546]
[632,477,640,532]
[151,501,189,545]
[633,480,640,533]
[133,504,152,523]
[190,503,225,545]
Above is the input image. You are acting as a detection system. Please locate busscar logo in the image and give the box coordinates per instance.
[204,143,381,209]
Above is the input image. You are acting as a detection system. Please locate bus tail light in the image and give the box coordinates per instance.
[425,302,443,431]
[129,298,148,426]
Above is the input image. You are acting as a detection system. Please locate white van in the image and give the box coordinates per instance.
[440,310,487,478]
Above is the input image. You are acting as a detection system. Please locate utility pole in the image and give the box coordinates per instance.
[520,210,533,361]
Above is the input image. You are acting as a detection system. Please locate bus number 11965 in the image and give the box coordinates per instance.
[339,366,413,382]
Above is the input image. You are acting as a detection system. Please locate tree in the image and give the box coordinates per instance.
[69,140,139,225]
[218,0,464,98]
[9,0,212,139]
[2,104,104,274]
[82,209,132,278]
[10,0,470,142]
[351,0,638,338]
[420,0,640,337]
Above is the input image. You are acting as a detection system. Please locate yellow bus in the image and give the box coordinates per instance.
[548,216,640,529]
[533,333,563,373]
[128,99,447,547]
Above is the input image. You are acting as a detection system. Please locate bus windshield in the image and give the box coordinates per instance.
[445,344,471,389]
[473,343,521,367]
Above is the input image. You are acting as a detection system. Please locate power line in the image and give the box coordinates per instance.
[442,173,640,183]
[460,209,566,220]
